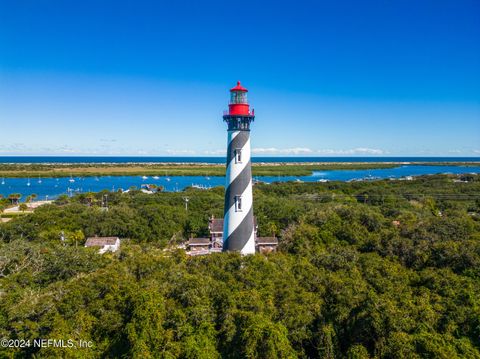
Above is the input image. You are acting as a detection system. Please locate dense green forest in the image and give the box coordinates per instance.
[0,174,479,358]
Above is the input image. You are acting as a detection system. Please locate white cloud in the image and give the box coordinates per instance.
[0,144,80,154]
[165,149,196,155]
[474,150,480,154]
[250,147,385,155]
[0,143,387,156]
[0,144,160,156]
[0,143,30,153]
[318,148,386,155]
[204,149,226,155]
[252,147,314,155]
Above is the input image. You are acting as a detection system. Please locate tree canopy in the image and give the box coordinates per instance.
[0,174,479,358]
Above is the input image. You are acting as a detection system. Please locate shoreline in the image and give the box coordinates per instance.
[0,161,479,178]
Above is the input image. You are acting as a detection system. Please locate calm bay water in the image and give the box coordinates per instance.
[1,165,479,200]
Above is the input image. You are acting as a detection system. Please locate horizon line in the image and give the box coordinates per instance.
[0,155,479,158]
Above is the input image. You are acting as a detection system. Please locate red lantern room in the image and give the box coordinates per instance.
[228,81,252,116]
[223,81,255,131]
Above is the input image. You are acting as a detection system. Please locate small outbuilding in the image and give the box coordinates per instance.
[256,237,279,254]
[187,237,211,252]
[85,236,120,254]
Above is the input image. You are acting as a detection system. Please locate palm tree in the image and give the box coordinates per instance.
[31,193,38,202]
[70,230,85,248]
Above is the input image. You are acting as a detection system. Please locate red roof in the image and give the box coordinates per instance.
[230,81,248,92]
[209,218,224,232]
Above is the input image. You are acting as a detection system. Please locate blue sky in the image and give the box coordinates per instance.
[0,0,479,156]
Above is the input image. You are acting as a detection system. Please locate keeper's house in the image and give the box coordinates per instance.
[85,236,120,254]
[256,236,279,253]
[187,237,211,253]
[187,216,277,255]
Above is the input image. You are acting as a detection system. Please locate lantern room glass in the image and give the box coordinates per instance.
[230,91,247,104]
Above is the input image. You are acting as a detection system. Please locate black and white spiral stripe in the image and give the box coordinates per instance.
[223,130,255,254]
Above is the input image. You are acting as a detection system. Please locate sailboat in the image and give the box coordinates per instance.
[26,178,31,186]
[142,175,148,180]
[153,175,160,180]
[165,171,171,182]
[38,176,42,184]
[1,178,4,185]
[205,173,211,180]
[69,175,75,183]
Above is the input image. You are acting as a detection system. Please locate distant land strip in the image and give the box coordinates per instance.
[0,162,478,178]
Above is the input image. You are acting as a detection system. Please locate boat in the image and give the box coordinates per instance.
[165,171,171,182]
[1,178,4,185]
[38,176,42,184]
[69,175,75,183]
[27,178,31,186]
[191,183,209,190]
[153,176,160,180]
[317,179,329,183]
[142,176,148,180]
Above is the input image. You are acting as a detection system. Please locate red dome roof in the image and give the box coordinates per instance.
[230,81,248,92]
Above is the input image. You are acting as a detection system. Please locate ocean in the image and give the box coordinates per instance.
[0,156,479,164]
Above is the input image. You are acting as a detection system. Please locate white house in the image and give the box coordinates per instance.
[84,236,120,254]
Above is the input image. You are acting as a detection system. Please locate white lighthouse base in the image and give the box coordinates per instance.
[241,231,256,255]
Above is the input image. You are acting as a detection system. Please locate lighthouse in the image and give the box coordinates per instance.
[222,81,256,254]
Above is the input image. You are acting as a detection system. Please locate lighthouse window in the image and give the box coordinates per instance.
[230,91,247,104]
[235,195,243,212]
[237,92,247,104]
[235,148,242,163]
